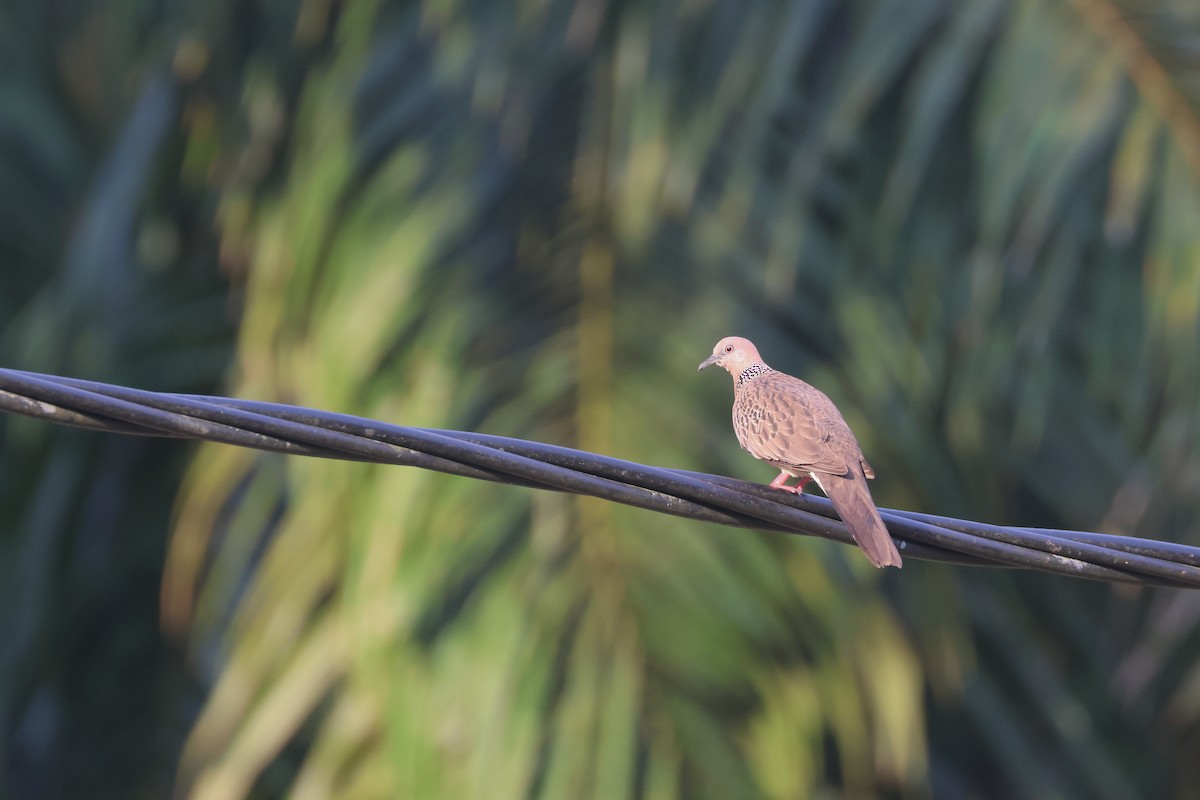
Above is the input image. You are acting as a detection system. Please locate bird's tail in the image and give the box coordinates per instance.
[812,468,903,568]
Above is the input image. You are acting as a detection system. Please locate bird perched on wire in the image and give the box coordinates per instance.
[699,336,902,568]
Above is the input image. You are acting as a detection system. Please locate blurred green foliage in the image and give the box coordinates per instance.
[4,0,1200,798]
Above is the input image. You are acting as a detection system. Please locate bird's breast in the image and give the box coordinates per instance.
[732,395,781,460]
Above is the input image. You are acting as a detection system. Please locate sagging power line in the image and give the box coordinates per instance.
[1,368,1199,589]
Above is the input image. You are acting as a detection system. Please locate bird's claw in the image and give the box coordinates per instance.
[769,472,809,494]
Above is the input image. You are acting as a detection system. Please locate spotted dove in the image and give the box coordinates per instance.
[699,336,902,568]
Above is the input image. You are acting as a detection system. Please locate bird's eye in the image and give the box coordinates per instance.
[724,345,733,353]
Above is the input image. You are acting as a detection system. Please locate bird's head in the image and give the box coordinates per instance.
[698,336,764,379]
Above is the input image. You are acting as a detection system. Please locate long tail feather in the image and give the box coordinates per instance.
[812,469,903,568]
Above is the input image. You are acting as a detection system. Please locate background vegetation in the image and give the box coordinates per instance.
[3,0,1200,797]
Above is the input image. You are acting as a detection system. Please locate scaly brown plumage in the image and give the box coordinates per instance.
[699,336,902,568]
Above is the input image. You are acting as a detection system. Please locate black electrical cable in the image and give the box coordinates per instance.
[1,368,1198,589]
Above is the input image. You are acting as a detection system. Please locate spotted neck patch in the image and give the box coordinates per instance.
[737,362,773,386]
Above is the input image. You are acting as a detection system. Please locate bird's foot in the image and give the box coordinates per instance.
[768,471,810,494]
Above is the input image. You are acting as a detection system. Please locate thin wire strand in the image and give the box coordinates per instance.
[1,368,1197,589]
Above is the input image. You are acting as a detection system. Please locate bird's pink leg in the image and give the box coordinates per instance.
[769,471,810,494]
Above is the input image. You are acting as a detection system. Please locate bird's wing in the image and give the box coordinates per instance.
[733,372,857,476]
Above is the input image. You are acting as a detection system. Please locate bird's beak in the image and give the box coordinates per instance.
[698,353,720,372]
